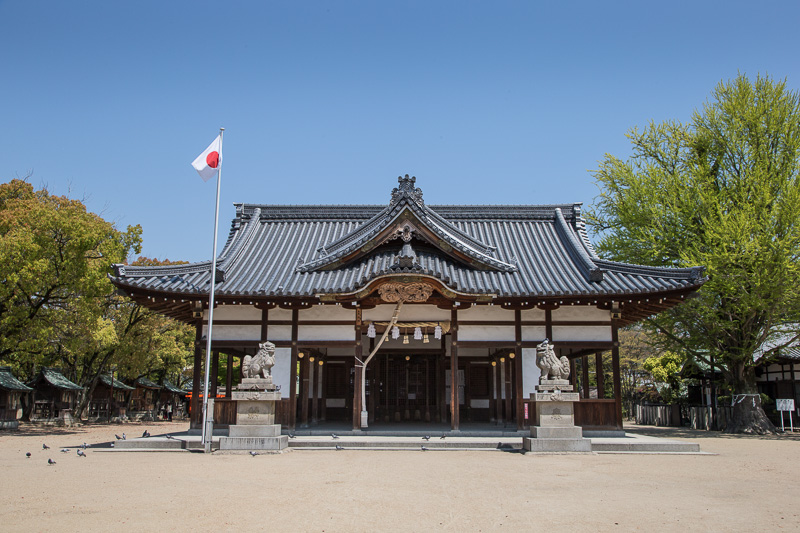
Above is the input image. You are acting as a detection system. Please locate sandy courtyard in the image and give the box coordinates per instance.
[0,421,797,532]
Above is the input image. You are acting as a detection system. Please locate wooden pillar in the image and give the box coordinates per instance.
[611,323,623,429]
[368,337,375,423]
[311,357,318,423]
[300,352,309,427]
[225,353,233,398]
[191,318,203,429]
[569,358,577,388]
[581,355,590,399]
[289,309,299,431]
[353,308,363,430]
[504,356,512,424]
[464,360,471,423]
[595,351,604,399]
[515,309,524,430]
[260,307,269,341]
[450,307,459,430]
[440,337,447,424]
[210,350,220,399]
[495,358,503,424]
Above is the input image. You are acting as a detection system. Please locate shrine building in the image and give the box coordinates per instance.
[111,175,704,433]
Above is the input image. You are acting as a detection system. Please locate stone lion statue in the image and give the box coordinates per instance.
[242,341,276,379]
[536,339,570,381]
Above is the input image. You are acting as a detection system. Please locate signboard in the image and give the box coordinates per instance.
[776,399,795,432]
[524,403,529,420]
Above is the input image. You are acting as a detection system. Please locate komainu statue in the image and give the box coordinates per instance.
[242,341,276,379]
[536,339,570,381]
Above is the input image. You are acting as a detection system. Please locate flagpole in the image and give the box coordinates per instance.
[201,127,224,451]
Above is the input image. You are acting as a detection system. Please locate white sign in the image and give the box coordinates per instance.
[776,399,795,412]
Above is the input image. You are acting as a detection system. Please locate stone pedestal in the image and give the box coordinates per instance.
[523,380,591,453]
[219,378,288,451]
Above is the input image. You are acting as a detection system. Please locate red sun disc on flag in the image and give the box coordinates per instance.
[206,151,219,169]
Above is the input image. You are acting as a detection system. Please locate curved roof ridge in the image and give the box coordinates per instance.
[593,258,705,281]
[553,207,604,282]
[216,207,263,278]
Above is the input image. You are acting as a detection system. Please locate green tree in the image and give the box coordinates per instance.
[617,327,660,416]
[588,74,800,434]
[643,351,685,404]
[0,179,142,377]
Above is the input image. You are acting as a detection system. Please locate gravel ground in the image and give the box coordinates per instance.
[1,421,798,532]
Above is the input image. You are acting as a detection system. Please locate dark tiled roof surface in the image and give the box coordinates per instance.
[98,374,135,391]
[162,380,186,395]
[35,368,83,391]
[111,178,704,301]
[135,377,161,390]
[0,367,33,392]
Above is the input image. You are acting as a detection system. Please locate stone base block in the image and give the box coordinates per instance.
[530,426,583,439]
[523,437,592,453]
[218,435,288,451]
[533,392,580,402]
[228,424,282,438]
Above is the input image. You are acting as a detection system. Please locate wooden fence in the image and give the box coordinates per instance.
[635,403,732,430]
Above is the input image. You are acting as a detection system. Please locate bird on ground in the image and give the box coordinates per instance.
[249,451,258,457]
[288,433,295,439]
[25,452,31,458]
[331,433,339,439]
[115,434,122,440]
[48,458,56,465]
[122,433,126,440]
[42,444,49,450]
[81,442,88,449]
[60,448,70,453]
[422,435,431,441]
[421,445,428,451]
[142,430,150,438]
[335,445,343,451]
[440,434,446,440]
[77,450,86,457]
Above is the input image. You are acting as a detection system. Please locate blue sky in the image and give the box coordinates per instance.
[2,1,799,263]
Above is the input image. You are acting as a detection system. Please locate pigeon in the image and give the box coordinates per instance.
[421,445,428,451]
[440,434,446,440]
[77,449,86,457]
[331,433,339,439]
[48,458,56,465]
[422,435,431,441]
[42,444,50,450]
[142,430,150,438]
[115,434,122,440]
[122,433,126,440]
[335,444,343,451]
[249,451,258,457]
[25,452,31,458]
[81,442,88,449]
[288,433,295,439]
[60,448,70,453]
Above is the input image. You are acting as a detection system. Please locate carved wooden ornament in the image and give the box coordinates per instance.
[378,282,433,303]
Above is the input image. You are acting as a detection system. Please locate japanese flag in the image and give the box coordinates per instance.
[191,135,222,182]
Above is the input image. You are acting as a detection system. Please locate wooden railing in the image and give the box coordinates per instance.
[574,399,620,430]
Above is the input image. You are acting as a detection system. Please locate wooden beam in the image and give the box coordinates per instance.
[288,309,299,431]
[451,307,459,431]
[353,308,363,430]
[515,309,524,430]
[611,323,623,429]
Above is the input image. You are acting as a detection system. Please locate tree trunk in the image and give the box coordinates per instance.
[723,363,775,435]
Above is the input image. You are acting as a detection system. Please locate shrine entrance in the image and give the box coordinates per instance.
[370,351,443,424]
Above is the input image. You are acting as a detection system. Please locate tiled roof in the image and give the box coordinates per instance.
[34,368,83,391]
[135,377,161,390]
[111,176,704,310]
[98,374,134,391]
[0,367,33,392]
[162,380,186,395]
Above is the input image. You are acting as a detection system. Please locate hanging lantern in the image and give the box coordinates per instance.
[367,322,376,338]
[403,334,409,344]
[423,333,430,344]
[391,325,400,339]
[414,327,422,340]
[434,323,442,340]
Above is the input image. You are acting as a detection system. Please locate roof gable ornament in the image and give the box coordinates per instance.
[390,175,424,207]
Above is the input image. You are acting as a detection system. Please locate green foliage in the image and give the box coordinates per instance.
[0,180,194,416]
[588,74,800,408]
